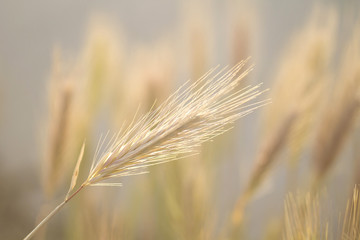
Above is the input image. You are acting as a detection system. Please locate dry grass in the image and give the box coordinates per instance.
[5,2,360,240]
[342,186,360,240]
[313,23,360,183]
[23,61,268,239]
[283,192,328,240]
[228,8,337,237]
[83,61,267,187]
[284,185,360,240]
[42,48,76,198]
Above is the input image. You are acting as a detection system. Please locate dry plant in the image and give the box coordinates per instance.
[230,110,298,231]
[181,0,214,80]
[121,41,215,239]
[36,19,125,238]
[264,6,336,166]
[283,185,360,240]
[227,1,255,66]
[313,22,360,184]
[227,7,337,237]
[43,49,75,197]
[23,61,268,240]
[119,41,175,120]
[66,15,123,151]
[342,185,360,240]
[283,192,329,240]
[3,2,360,239]
[79,16,123,115]
[156,155,215,239]
[35,52,76,240]
[115,41,182,239]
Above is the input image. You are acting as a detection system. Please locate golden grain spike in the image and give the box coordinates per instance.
[84,61,269,187]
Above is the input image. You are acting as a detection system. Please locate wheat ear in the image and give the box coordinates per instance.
[24,60,269,240]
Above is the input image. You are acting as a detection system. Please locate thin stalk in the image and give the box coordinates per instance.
[23,185,85,240]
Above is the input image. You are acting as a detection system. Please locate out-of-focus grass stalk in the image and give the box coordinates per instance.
[228,111,297,238]
[64,17,124,239]
[43,49,74,197]
[227,7,336,238]
[312,24,360,186]
[181,1,213,80]
[35,50,75,240]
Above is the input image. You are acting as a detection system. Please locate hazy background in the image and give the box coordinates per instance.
[1,0,359,170]
[1,0,360,239]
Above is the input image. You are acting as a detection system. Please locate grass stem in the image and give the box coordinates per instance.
[23,185,85,240]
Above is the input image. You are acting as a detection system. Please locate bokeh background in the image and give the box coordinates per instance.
[1,0,360,239]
